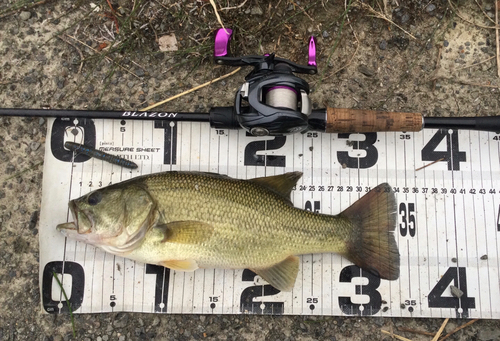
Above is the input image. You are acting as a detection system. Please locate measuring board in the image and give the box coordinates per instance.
[38,117,500,318]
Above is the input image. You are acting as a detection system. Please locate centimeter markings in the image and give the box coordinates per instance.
[39,119,500,318]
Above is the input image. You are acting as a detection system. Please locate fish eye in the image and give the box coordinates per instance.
[87,191,102,206]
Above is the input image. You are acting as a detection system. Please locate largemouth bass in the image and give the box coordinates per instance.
[57,171,399,291]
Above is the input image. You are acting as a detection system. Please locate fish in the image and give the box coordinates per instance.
[57,171,399,291]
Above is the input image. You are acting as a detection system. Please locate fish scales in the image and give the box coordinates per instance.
[57,171,400,291]
[138,172,351,267]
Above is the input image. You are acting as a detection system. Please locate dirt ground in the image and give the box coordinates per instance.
[1,0,500,340]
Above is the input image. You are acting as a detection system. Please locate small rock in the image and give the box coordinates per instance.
[200,315,206,323]
[250,6,263,15]
[400,13,410,24]
[30,142,40,151]
[54,92,65,101]
[29,211,39,229]
[135,68,145,77]
[113,313,129,328]
[450,285,463,298]
[151,316,160,327]
[158,34,178,52]
[373,317,384,327]
[19,11,31,21]
[478,328,500,341]
[6,164,15,174]
[426,4,436,13]
[358,65,375,77]
[38,118,45,126]
[322,30,329,38]
[379,40,387,50]
[85,84,95,93]
[443,40,449,47]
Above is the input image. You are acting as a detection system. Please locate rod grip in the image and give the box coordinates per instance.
[325,108,423,133]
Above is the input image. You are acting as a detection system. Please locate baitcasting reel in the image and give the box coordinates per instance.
[209,28,320,136]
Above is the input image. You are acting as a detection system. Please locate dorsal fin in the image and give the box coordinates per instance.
[249,172,303,200]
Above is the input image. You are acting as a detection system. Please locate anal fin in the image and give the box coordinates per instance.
[159,259,198,271]
[251,255,299,292]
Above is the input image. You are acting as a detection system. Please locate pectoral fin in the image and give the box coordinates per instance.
[251,255,299,292]
[160,259,199,271]
[156,221,214,244]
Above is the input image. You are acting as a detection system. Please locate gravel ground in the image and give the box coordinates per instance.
[1,0,500,340]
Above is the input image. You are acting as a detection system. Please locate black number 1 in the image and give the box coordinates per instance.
[145,264,170,313]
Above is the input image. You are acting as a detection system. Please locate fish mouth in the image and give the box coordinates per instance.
[56,200,94,235]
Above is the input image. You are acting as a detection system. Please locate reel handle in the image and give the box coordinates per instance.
[213,28,317,75]
[324,108,423,133]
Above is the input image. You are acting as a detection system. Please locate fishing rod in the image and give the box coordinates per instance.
[1,28,500,136]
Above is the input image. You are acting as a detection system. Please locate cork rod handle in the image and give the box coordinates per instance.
[325,108,423,133]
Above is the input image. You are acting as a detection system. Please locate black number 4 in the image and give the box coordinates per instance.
[421,129,466,171]
[428,267,475,318]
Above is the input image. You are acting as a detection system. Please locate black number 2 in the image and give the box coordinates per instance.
[244,136,286,167]
[239,269,284,314]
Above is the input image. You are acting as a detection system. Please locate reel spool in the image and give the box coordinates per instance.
[265,86,298,111]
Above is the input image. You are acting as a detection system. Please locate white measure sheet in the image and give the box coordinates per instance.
[39,117,500,318]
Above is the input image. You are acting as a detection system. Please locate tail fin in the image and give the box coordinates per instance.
[340,183,399,280]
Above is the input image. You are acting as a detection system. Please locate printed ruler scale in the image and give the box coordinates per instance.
[39,118,500,318]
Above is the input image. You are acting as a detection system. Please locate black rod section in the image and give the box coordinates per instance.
[308,109,327,132]
[423,116,500,133]
[0,108,211,122]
